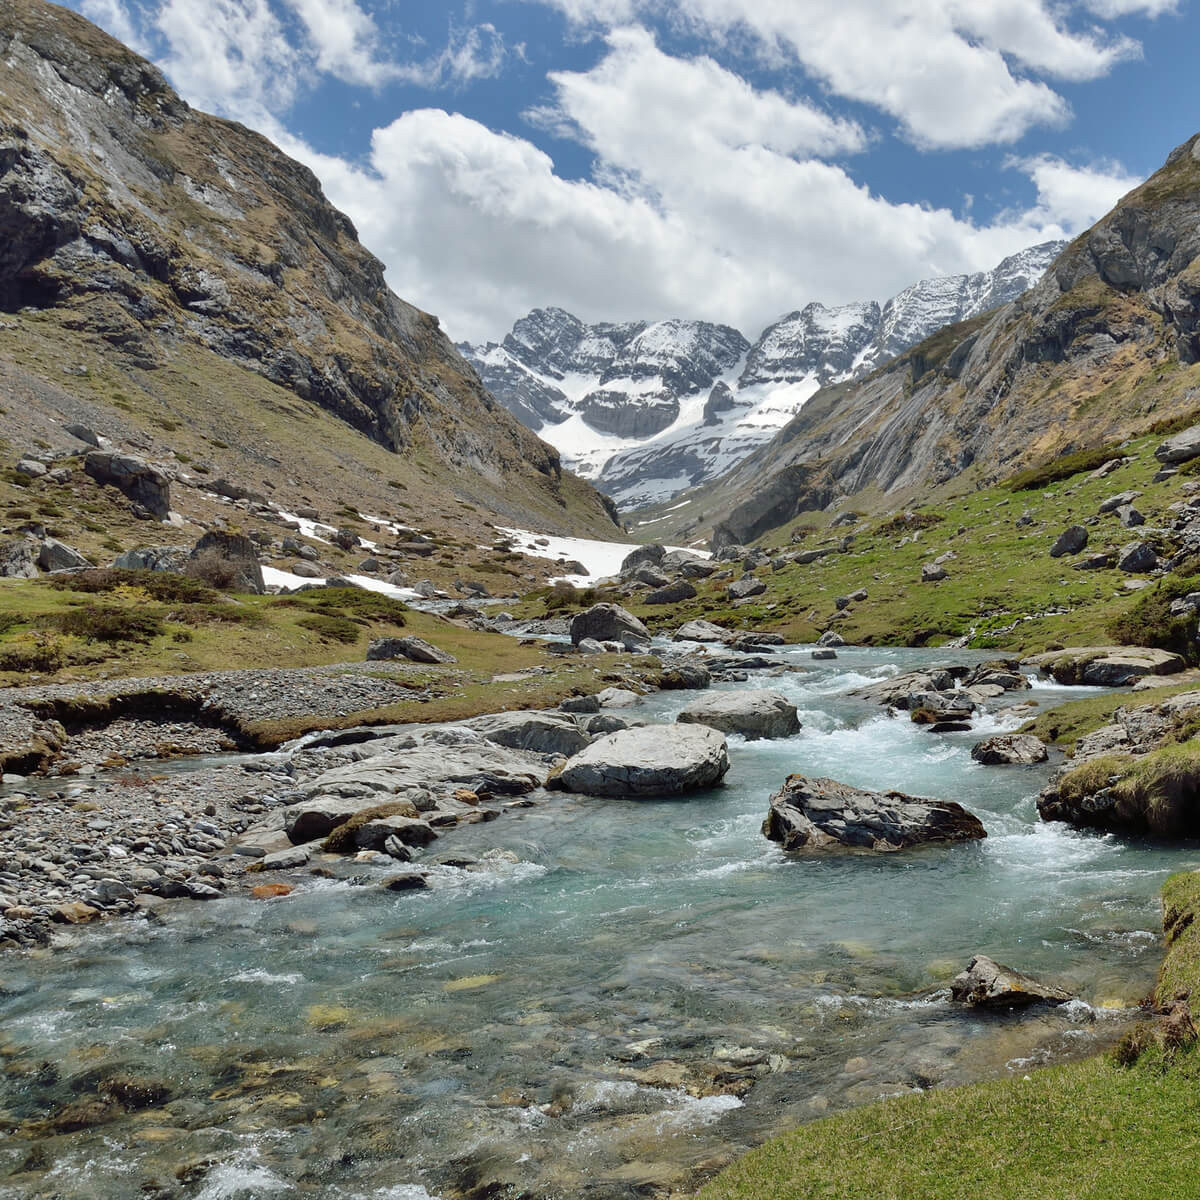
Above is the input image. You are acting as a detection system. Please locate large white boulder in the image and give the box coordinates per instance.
[559,725,730,797]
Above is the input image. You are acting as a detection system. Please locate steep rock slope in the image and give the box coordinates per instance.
[654,136,1200,549]
[463,243,1062,508]
[0,0,619,537]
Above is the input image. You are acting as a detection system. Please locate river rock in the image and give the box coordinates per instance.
[817,631,845,648]
[84,451,171,518]
[558,725,730,797]
[1156,424,1200,464]
[366,636,456,664]
[353,815,437,851]
[949,954,1071,1008]
[570,604,650,649]
[466,711,591,756]
[1049,525,1088,557]
[970,733,1048,765]
[653,662,712,690]
[674,619,729,643]
[762,774,987,852]
[677,690,800,740]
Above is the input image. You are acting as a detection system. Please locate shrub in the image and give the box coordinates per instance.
[185,551,245,592]
[543,580,597,612]
[297,613,360,643]
[1003,442,1126,491]
[48,606,165,643]
[48,569,218,603]
[273,587,407,626]
[168,603,268,627]
[877,510,945,535]
[0,633,72,672]
[0,612,24,635]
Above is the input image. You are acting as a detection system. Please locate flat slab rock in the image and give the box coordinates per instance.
[763,774,987,852]
[949,954,1072,1008]
[676,690,800,740]
[558,724,730,797]
[1023,646,1184,686]
[970,733,1048,765]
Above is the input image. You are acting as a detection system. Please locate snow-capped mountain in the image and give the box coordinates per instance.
[461,241,1065,510]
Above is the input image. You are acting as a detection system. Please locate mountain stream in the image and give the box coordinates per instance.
[0,646,1196,1199]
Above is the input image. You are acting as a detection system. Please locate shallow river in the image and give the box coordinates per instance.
[1,646,1198,1199]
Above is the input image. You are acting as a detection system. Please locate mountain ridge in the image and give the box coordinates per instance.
[642,134,1200,550]
[0,0,620,541]
[461,241,1064,508]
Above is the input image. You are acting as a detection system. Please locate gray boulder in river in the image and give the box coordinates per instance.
[762,774,986,851]
[559,724,730,797]
[676,690,800,740]
[949,954,1071,1008]
[971,733,1048,765]
[570,603,650,648]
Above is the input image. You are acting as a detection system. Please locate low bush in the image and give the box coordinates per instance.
[46,605,165,643]
[542,581,598,612]
[47,569,217,603]
[877,510,945,535]
[1003,441,1126,491]
[297,613,360,643]
[168,602,268,628]
[273,586,407,627]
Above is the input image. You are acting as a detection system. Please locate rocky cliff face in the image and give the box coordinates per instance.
[462,243,1063,508]
[656,136,1200,549]
[0,0,619,536]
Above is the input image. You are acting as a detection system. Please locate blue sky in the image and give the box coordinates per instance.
[70,0,1197,342]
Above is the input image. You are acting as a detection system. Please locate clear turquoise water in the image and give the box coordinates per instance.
[0,647,1196,1199]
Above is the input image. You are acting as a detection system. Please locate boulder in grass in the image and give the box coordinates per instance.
[37,539,92,572]
[366,636,456,664]
[727,575,766,600]
[186,530,265,593]
[0,539,38,579]
[921,563,949,582]
[817,631,845,648]
[677,690,800,740]
[620,544,667,575]
[645,580,697,605]
[1049,525,1088,558]
[949,955,1071,1008]
[84,451,171,518]
[970,733,1048,765]
[1117,541,1158,573]
[762,774,986,852]
[1155,425,1200,464]
[112,546,189,572]
[559,724,730,797]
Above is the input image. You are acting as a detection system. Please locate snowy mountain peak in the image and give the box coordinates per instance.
[462,238,1067,510]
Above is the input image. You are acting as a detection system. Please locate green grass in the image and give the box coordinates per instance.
[536,428,1199,656]
[697,1054,1200,1200]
